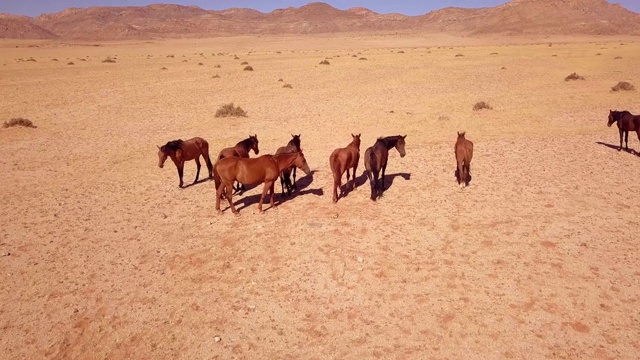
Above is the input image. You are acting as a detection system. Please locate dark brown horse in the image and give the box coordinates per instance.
[454,132,473,188]
[214,151,311,214]
[364,135,407,201]
[157,137,213,188]
[608,110,640,152]
[275,134,302,196]
[329,133,361,203]
[217,135,260,192]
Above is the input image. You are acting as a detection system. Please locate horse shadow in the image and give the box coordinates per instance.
[454,169,473,186]
[343,171,410,197]
[229,170,322,212]
[595,141,638,156]
[181,177,212,189]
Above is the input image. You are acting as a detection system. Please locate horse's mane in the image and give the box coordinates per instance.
[162,139,183,152]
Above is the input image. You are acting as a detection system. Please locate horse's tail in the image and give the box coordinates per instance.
[368,150,376,182]
[213,163,221,192]
[329,154,341,187]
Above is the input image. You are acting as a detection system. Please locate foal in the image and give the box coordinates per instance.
[275,134,302,196]
[454,132,474,188]
[158,137,213,188]
[329,133,361,203]
[364,135,407,201]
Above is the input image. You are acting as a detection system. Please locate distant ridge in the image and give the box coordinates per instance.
[1,0,639,40]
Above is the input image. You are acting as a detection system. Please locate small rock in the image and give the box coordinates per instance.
[214,336,222,342]
[357,256,364,263]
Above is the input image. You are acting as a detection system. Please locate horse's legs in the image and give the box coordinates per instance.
[224,183,239,215]
[332,171,341,203]
[292,167,297,190]
[258,182,271,212]
[381,162,388,192]
[346,168,351,192]
[194,156,201,183]
[625,130,629,151]
[368,170,376,201]
[352,164,359,191]
[269,181,276,209]
[279,174,286,197]
[177,163,184,188]
[619,129,624,151]
[457,162,465,188]
[215,182,225,213]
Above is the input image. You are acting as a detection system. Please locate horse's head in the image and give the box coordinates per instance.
[351,133,361,149]
[250,134,259,155]
[290,134,301,150]
[294,151,311,175]
[157,145,168,168]
[607,110,618,127]
[396,135,407,158]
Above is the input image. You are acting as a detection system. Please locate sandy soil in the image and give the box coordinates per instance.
[1,34,639,359]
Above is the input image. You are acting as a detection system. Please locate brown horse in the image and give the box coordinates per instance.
[608,110,640,152]
[275,134,302,196]
[329,133,361,203]
[217,135,260,192]
[157,137,213,188]
[454,132,474,188]
[364,135,407,201]
[214,151,311,214]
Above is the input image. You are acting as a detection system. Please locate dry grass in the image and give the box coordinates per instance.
[611,81,635,92]
[283,83,293,88]
[359,57,367,60]
[565,72,585,81]
[67,62,74,65]
[243,65,254,71]
[473,101,493,111]
[102,57,116,63]
[398,51,405,54]
[319,59,330,65]
[214,64,221,68]
[455,54,464,57]
[614,56,622,59]
[240,61,248,65]
[198,62,203,66]
[214,103,247,118]
[211,74,220,79]
[160,67,168,70]
[3,117,36,128]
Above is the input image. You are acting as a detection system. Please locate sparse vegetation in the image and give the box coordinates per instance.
[319,59,330,65]
[473,101,493,111]
[490,52,498,55]
[160,67,168,70]
[596,53,601,56]
[67,62,75,65]
[551,54,558,57]
[215,103,247,118]
[352,55,357,58]
[243,65,253,71]
[234,55,240,60]
[3,117,36,128]
[565,72,585,81]
[398,51,405,54]
[51,58,58,61]
[278,78,283,82]
[102,57,116,63]
[198,62,203,66]
[212,74,220,78]
[26,57,36,62]
[614,56,622,59]
[455,54,464,57]
[611,81,635,92]
[359,57,367,60]
[283,83,293,89]
[214,64,221,68]
[240,61,248,65]
[438,115,449,121]
[167,54,174,58]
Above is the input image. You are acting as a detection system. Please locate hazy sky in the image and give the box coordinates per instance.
[1,0,639,17]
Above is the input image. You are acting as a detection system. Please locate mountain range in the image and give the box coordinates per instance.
[1,0,639,40]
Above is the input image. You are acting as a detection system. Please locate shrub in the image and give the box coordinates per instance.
[3,117,36,128]
[198,62,203,66]
[67,62,75,65]
[455,54,464,57]
[283,83,293,88]
[611,81,635,92]
[51,58,58,61]
[79,58,86,61]
[212,74,220,78]
[214,64,221,68]
[359,57,367,60]
[234,55,239,60]
[490,52,498,55]
[26,57,36,62]
[551,54,557,57]
[565,72,585,81]
[473,101,493,111]
[596,53,602,56]
[398,51,405,54]
[240,61,248,65]
[243,65,253,71]
[614,56,622,59]
[102,57,116,63]
[351,55,357,58]
[167,54,174,58]
[319,60,330,65]
[278,78,283,82]
[215,103,247,118]
[160,67,168,70]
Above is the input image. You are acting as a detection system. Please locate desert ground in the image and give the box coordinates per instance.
[1,33,639,359]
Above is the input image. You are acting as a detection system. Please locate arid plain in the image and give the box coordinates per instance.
[1,33,639,359]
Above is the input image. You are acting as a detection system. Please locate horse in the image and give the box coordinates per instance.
[363,135,407,201]
[608,110,640,152]
[454,131,474,188]
[214,151,311,214]
[274,134,302,196]
[329,133,361,203]
[157,137,213,188]
[217,135,260,192]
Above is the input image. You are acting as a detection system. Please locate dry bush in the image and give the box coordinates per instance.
[79,58,86,61]
[51,58,58,61]
[319,60,330,65]
[240,61,248,65]
[359,57,367,60]
[398,50,405,54]
[102,57,116,63]
[473,101,493,111]
[596,53,602,56]
[234,55,240,60]
[283,83,293,89]
[198,62,203,66]
[214,64,221,68]
[215,103,247,118]
[351,55,357,58]
[490,52,498,55]
[278,78,283,82]
[438,115,449,121]
[614,56,622,60]
[3,117,36,128]
[565,72,585,81]
[501,66,507,70]
[167,54,174,58]
[455,54,464,57]
[160,67,168,70]
[67,62,75,65]
[276,51,282,54]
[26,57,36,62]
[551,54,558,57]
[212,74,220,79]
[243,65,253,71]
[611,81,635,92]
[182,60,188,63]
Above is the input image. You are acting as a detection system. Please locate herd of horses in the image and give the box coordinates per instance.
[157,110,638,214]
